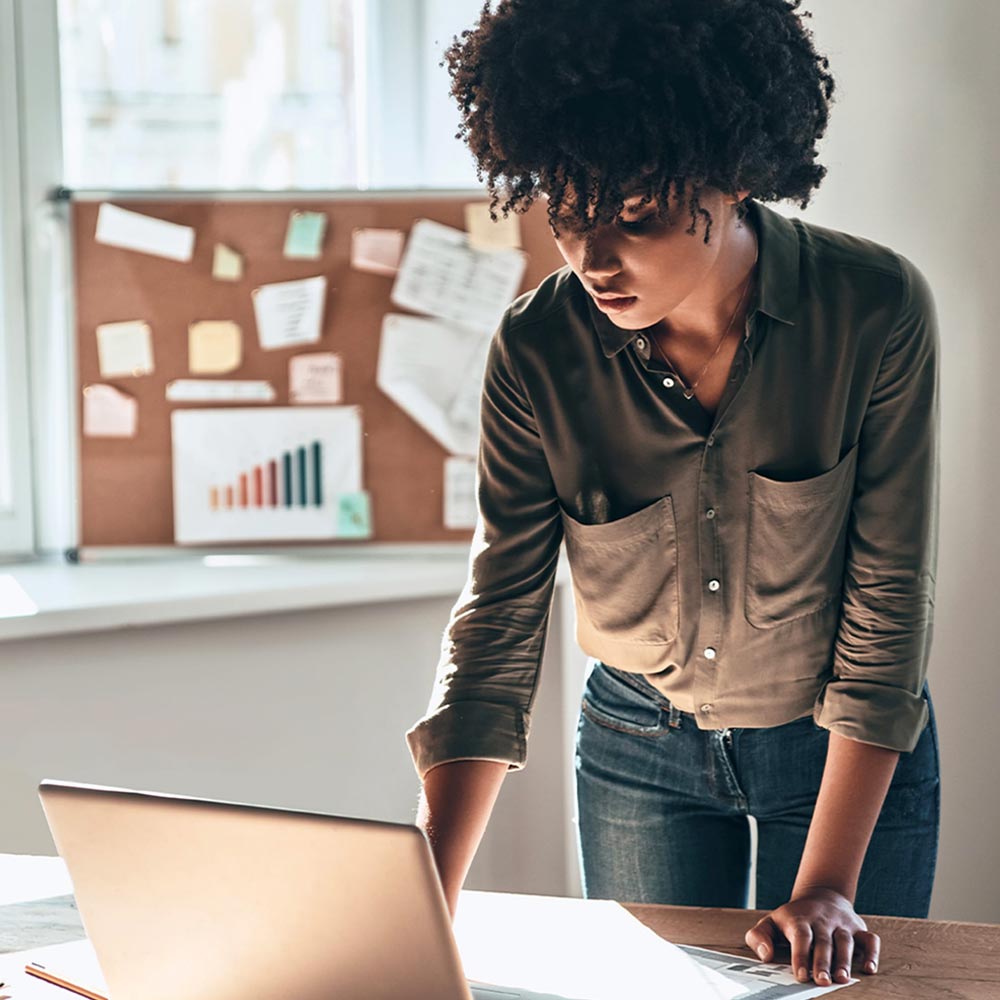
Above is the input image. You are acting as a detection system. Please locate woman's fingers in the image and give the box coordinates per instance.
[744,915,778,961]
[832,927,854,983]
[810,931,834,986]
[785,921,814,982]
[856,929,881,974]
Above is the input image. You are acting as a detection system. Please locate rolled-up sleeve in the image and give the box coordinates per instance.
[814,254,941,752]
[405,309,564,780]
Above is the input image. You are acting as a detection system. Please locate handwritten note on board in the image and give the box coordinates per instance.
[252,276,326,350]
[289,352,343,404]
[390,219,526,334]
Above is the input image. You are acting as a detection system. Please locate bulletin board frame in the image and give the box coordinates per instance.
[67,188,565,558]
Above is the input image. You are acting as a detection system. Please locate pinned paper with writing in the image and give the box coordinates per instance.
[376,313,490,457]
[96,320,154,378]
[82,384,138,438]
[213,243,244,281]
[351,228,405,276]
[166,380,276,403]
[289,352,343,404]
[390,219,527,334]
[95,203,195,261]
[464,201,522,251]
[284,210,327,259]
[189,320,242,374]
[252,275,326,350]
[444,457,477,529]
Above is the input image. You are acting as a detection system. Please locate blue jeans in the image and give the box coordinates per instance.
[575,660,940,916]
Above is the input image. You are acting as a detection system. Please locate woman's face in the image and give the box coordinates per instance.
[550,180,745,331]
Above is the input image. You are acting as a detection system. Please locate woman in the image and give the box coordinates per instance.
[406,0,941,989]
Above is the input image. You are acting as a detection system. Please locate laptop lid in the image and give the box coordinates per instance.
[38,780,475,1000]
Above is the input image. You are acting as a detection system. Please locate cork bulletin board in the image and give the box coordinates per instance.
[70,192,564,550]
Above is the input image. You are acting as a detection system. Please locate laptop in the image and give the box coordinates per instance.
[38,780,566,1000]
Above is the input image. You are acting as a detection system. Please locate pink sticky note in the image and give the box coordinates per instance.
[83,384,138,437]
[351,228,405,276]
[289,352,343,404]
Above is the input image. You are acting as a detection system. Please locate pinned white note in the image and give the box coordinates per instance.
[252,275,327,350]
[96,320,154,378]
[95,203,195,261]
[289,352,343,404]
[464,201,522,251]
[376,313,490,456]
[213,243,244,281]
[189,320,242,374]
[390,219,527,334]
[444,456,478,529]
[351,228,405,276]
[82,384,138,438]
[166,380,276,403]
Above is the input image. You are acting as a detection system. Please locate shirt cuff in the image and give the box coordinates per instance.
[813,678,929,752]
[405,700,528,782]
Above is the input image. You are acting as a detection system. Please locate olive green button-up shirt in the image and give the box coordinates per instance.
[406,198,940,779]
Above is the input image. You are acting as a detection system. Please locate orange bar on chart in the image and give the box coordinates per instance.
[239,473,248,508]
[225,485,234,509]
[253,465,263,507]
[209,486,219,511]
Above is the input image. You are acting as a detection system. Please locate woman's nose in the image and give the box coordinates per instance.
[581,229,620,276]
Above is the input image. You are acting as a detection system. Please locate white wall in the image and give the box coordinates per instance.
[1,591,587,899]
[798,0,1000,926]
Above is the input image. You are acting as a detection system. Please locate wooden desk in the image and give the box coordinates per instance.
[625,902,1000,1000]
[2,856,998,998]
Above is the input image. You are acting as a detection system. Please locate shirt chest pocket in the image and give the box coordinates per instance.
[560,496,679,646]
[745,443,859,629]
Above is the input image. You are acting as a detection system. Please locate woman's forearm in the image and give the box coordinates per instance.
[416,759,510,917]
[791,730,901,902]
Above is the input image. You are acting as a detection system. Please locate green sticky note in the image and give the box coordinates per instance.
[336,491,373,539]
[284,210,327,260]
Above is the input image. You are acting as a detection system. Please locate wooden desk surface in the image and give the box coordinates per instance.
[625,902,1000,1000]
[1,857,997,998]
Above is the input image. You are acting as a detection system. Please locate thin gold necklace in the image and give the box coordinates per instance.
[650,232,758,401]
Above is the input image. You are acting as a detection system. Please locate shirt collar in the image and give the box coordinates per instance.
[586,197,800,359]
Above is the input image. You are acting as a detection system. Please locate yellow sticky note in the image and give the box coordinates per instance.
[464,202,521,250]
[189,320,242,374]
[95,320,154,378]
[83,384,138,438]
[351,228,405,276]
[213,243,243,281]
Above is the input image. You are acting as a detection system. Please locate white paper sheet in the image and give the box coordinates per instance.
[251,276,326,350]
[454,892,745,1000]
[376,313,490,456]
[82,384,138,437]
[390,219,527,334]
[95,203,195,262]
[165,380,276,402]
[444,456,477,529]
[0,940,106,1000]
[171,406,363,544]
[95,320,154,378]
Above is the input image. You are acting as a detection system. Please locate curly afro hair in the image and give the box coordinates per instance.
[443,0,836,244]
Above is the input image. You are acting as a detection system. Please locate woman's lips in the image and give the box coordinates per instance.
[593,293,638,312]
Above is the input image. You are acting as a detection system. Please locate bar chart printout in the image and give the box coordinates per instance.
[171,407,365,543]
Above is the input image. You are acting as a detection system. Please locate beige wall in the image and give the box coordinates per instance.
[800,1,1000,921]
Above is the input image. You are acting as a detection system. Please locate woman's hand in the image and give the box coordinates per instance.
[744,887,880,986]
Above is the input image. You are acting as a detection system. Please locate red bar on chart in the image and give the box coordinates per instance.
[225,485,234,509]
[239,473,248,508]
[253,466,263,508]
[268,460,278,507]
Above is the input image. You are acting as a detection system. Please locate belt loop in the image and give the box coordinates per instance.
[667,702,683,729]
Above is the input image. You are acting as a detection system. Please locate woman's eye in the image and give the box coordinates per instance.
[616,214,657,232]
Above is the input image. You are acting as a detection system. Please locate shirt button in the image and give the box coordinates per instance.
[636,337,646,350]
[705,508,716,519]
[704,647,717,660]
[701,704,713,713]
[708,579,720,592]
[662,376,675,388]
[707,434,715,446]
